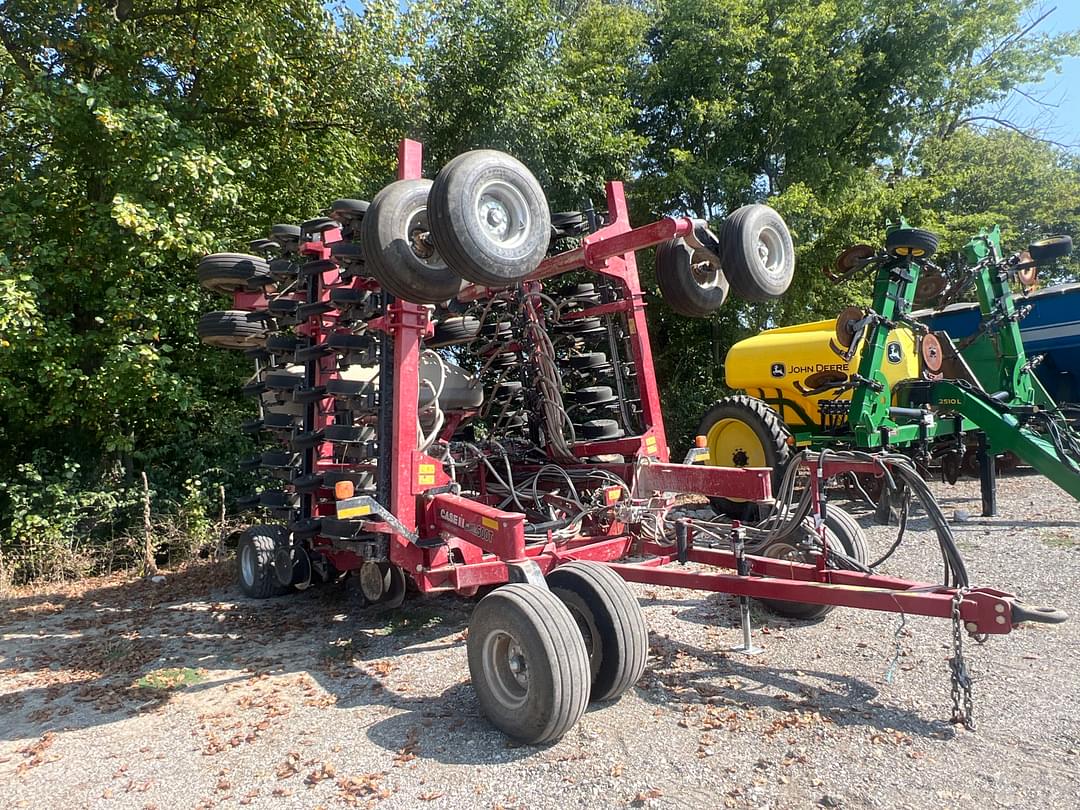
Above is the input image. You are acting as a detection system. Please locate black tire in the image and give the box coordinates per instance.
[198,253,271,294]
[1029,235,1073,263]
[546,561,648,702]
[822,505,869,565]
[580,419,622,440]
[885,227,938,260]
[467,584,590,744]
[236,525,291,598]
[720,205,795,301]
[428,150,551,287]
[696,395,791,516]
[363,178,463,304]
[431,315,481,345]
[757,522,843,620]
[198,310,267,350]
[655,238,730,317]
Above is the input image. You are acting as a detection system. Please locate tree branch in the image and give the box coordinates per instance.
[954,114,1078,149]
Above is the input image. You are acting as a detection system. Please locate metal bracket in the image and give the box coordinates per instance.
[336,494,419,544]
[506,559,547,589]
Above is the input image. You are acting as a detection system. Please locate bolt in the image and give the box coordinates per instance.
[965,621,978,633]
[995,615,1006,624]
[994,604,1005,613]
[415,564,423,572]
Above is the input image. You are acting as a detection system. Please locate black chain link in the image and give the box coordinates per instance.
[949,589,975,730]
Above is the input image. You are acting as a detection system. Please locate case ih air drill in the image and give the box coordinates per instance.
[197,141,1065,743]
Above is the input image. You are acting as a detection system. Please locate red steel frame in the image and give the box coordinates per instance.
[236,140,1051,638]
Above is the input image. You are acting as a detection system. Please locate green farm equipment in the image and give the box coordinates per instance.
[699,222,1080,513]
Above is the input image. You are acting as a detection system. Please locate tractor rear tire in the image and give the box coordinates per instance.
[428,150,551,287]
[236,525,292,599]
[547,561,649,703]
[696,395,792,518]
[720,205,795,302]
[467,584,590,744]
[655,237,730,317]
[363,178,464,304]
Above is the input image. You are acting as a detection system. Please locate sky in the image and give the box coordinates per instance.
[981,3,1080,149]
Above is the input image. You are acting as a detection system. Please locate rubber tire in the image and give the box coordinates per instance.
[363,178,463,304]
[720,205,795,301]
[757,522,843,620]
[822,505,869,564]
[546,562,648,702]
[428,150,551,287]
[236,525,291,598]
[655,238,730,317]
[885,227,939,260]
[696,395,791,515]
[1029,235,1072,263]
[467,584,590,744]
[198,253,270,294]
[198,310,267,350]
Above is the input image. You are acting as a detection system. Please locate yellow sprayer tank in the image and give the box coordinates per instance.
[724,317,919,428]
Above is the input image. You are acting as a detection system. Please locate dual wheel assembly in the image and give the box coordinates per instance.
[467,562,648,744]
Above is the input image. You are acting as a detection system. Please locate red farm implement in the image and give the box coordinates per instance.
[197,140,1066,743]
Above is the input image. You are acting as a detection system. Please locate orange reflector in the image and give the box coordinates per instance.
[334,480,354,500]
[786,436,796,446]
[694,434,708,448]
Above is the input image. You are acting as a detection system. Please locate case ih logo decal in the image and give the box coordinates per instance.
[887,341,903,364]
[770,362,785,378]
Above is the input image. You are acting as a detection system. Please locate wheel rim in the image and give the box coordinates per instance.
[690,259,722,290]
[475,180,530,251]
[756,224,787,280]
[240,543,256,586]
[405,208,442,267]
[706,418,767,467]
[763,539,804,563]
[481,628,530,710]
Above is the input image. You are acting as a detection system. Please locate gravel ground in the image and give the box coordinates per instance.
[2,474,1079,810]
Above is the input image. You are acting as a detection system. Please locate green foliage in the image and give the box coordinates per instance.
[0,0,1078,578]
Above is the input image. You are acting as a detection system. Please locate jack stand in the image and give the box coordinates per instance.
[728,522,764,656]
[977,432,997,517]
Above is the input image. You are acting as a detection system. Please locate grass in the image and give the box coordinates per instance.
[134,667,205,690]
[1040,530,1078,550]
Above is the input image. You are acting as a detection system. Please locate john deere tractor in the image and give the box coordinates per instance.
[692,221,1080,513]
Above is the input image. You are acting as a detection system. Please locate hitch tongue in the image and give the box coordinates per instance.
[1010,601,1068,626]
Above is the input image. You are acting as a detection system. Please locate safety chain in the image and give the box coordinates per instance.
[949,589,975,730]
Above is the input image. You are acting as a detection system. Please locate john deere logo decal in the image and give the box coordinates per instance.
[770,362,785,378]
[886,341,903,364]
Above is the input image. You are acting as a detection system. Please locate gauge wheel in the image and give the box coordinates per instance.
[885,227,938,260]
[1028,235,1072,263]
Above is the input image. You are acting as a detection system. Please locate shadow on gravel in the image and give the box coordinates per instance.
[639,632,955,741]
[0,561,482,751]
